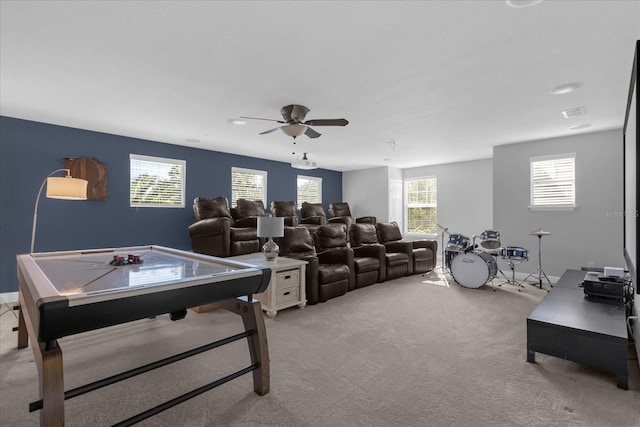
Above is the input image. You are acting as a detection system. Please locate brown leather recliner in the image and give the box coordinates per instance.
[376,221,437,275]
[348,223,386,287]
[188,196,260,257]
[313,224,355,291]
[329,202,377,225]
[275,226,350,304]
[270,201,300,226]
[375,222,413,279]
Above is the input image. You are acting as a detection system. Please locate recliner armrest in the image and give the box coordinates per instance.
[353,243,386,283]
[301,216,326,226]
[233,216,259,228]
[355,216,377,225]
[188,217,230,238]
[411,239,438,254]
[188,217,232,257]
[317,247,354,265]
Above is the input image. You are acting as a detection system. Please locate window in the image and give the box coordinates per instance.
[405,177,437,234]
[297,175,322,208]
[130,154,185,208]
[231,167,267,206]
[530,154,576,210]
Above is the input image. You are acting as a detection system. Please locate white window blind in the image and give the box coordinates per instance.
[530,154,576,209]
[405,177,437,234]
[297,175,322,208]
[130,154,185,208]
[231,167,267,206]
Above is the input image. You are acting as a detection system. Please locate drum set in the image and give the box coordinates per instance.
[438,225,529,290]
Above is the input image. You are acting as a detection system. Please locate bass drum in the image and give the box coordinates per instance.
[450,252,497,289]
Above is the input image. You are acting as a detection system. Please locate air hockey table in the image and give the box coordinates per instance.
[16,245,272,426]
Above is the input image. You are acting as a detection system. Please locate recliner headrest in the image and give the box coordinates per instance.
[271,201,297,218]
[314,224,347,251]
[301,202,326,218]
[235,199,266,219]
[350,223,378,246]
[275,226,316,256]
[193,196,231,220]
[376,221,403,243]
[329,202,351,218]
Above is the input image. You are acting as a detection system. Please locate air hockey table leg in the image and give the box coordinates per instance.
[219,297,270,395]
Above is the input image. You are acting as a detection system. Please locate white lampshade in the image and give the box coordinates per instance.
[257,216,285,238]
[46,176,88,200]
[281,124,307,138]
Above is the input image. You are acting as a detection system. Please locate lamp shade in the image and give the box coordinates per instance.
[281,124,307,138]
[257,216,284,238]
[46,176,88,200]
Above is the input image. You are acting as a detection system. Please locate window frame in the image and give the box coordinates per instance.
[404,176,438,237]
[296,175,323,209]
[231,167,268,207]
[529,153,576,211]
[129,154,186,208]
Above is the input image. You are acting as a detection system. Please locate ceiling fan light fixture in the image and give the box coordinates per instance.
[506,0,544,8]
[291,153,317,170]
[281,124,307,138]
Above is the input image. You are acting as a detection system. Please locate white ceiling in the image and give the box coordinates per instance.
[1,1,639,172]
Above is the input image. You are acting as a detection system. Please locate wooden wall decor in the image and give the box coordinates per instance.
[64,157,108,200]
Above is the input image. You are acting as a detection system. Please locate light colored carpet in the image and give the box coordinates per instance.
[1,271,638,426]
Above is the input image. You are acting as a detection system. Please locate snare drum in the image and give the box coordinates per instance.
[500,246,528,261]
[446,233,470,252]
[450,252,497,289]
[480,230,501,250]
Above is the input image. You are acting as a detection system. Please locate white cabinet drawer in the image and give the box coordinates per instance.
[275,287,300,307]
[275,269,300,290]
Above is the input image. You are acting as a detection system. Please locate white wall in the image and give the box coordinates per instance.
[403,158,494,242]
[493,129,624,279]
[343,166,390,222]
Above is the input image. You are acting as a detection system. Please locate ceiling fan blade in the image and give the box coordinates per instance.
[259,126,281,135]
[303,118,349,127]
[240,116,285,123]
[304,127,321,139]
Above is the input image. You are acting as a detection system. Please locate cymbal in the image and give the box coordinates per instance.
[529,228,552,236]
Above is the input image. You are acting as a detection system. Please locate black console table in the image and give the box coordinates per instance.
[527,269,628,389]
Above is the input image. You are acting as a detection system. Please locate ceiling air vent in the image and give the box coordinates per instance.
[561,107,586,119]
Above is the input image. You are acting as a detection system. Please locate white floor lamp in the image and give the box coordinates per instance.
[31,168,88,253]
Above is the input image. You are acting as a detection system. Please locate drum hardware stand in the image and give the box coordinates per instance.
[498,259,526,291]
[436,223,450,274]
[523,228,553,291]
[486,252,512,287]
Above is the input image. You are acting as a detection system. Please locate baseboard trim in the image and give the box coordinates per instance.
[0,292,19,304]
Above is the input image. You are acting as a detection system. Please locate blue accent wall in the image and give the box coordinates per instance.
[0,116,342,293]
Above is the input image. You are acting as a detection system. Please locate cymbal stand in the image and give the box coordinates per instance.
[435,224,451,286]
[523,233,552,290]
[436,224,449,274]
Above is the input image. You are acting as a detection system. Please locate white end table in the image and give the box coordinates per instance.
[229,254,307,318]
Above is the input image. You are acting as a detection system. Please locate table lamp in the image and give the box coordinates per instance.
[31,168,88,253]
[257,216,285,261]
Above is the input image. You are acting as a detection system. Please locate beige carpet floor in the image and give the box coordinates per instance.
[1,271,639,426]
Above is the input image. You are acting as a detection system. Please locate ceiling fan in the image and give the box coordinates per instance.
[240,104,348,139]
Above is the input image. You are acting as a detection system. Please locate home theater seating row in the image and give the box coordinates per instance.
[188,197,437,305]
